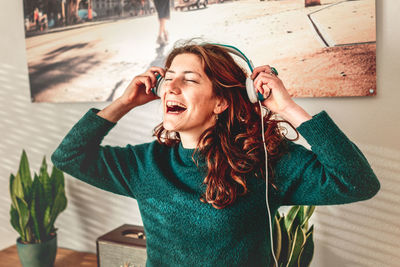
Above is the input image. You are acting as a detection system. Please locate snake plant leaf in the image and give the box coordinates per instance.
[273,215,282,263]
[51,166,65,201]
[18,150,32,202]
[30,177,40,240]
[12,173,25,200]
[10,173,25,240]
[39,157,53,207]
[301,206,315,229]
[284,206,301,233]
[271,207,315,267]
[9,174,18,209]
[9,151,67,243]
[298,206,305,223]
[45,186,67,236]
[16,197,30,242]
[291,206,304,236]
[10,205,22,237]
[11,174,25,225]
[286,225,306,267]
[299,226,314,267]
[278,216,290,265]
[43,205,52,235]
[30,175,47,242]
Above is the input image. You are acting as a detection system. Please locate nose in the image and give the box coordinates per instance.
[164,78,182,95]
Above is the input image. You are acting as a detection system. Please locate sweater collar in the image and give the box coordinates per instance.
[178,142,205,167]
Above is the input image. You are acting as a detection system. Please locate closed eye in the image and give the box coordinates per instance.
[184,79,198,83]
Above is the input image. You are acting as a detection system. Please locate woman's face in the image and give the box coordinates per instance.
[162,53,220,142]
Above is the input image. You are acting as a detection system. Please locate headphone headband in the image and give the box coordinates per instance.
[210,43,255,72]
[210,43,264,103]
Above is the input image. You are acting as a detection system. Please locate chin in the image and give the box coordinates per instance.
[163,121,178,132]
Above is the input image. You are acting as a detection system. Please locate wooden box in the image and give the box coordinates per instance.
[96,224,147,267]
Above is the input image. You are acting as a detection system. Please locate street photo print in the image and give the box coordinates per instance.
[23,0,376,103]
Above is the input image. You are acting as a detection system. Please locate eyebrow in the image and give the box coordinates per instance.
[166,70,202,78]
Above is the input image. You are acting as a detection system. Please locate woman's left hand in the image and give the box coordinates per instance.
[251,65,296,115]
[251,65,312,127]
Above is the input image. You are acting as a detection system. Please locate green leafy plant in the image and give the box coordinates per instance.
[9,150,67,243]
[271,206,315,267]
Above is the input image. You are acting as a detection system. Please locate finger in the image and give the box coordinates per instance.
[251,65,271,79]
[262,84,271,99]
[143,76,152,94]
[148,66,166,77]
[136,76,152,94]
[255,78,267,95]
[253,72,272,93]
[144,70,158,86]
[256,72,281,86]
[146,67,166,87]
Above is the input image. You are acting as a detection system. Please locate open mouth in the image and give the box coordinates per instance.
[166,100,187,114]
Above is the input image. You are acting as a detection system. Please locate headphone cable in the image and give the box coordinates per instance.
[259,101,279,267]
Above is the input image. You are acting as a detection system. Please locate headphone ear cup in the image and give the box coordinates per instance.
[151,75,164,97]
[246,77,266,103]
[246,78,258,103]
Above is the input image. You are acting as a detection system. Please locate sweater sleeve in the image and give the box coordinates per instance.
[51,108,139,198]
[275,111,380,206]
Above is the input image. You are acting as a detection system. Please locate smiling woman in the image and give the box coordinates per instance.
[161,53,224,148]
[51,41,380,266]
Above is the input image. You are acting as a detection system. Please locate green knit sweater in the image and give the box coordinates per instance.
[51,109,379,267]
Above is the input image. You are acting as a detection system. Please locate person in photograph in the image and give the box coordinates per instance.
[34,8,39,30]
[153,0,170,45]
[52,41,380,266]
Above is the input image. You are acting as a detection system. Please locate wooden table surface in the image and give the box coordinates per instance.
[0,245,97,267]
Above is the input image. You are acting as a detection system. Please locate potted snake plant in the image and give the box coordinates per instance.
[271,206,315,267]
[9,150,67,267]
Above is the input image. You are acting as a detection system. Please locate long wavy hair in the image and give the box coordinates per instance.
[153,42,298,209]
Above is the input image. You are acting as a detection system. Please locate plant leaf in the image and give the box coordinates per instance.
[39,157,52,207]
[30,175,48,241]
[11,173,25,234]
[43,205,51,234]
[284,206,301,233]
[9,151,67,243]
[13,173,25,200]
[286,226,305,267]
[301,206,316,229]
[46,185,67,235]
[278,216,289,266]
[10,205,22,237]
[273,214,282,264]
[299,226,314,267]
[16,197,30,243]
[18,150,32,203]
[51,166,65,202]
[9,174,17,209]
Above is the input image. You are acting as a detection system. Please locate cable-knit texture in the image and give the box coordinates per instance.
[51,109,380,267]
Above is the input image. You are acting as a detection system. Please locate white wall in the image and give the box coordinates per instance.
[1,0,399,266]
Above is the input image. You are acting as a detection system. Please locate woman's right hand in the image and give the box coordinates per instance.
[97,67,165,123]
[119,66,166,109]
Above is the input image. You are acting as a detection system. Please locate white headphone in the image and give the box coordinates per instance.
[151,43,270,103]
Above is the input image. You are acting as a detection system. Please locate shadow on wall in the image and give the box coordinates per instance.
[28,42,103,100]
[311,144,400,267]
[58,178,142,252]
[313,242,356,267]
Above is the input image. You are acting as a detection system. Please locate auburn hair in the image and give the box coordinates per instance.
[153,41,298,209]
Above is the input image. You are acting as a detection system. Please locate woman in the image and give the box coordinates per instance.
[52,42,380,266]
